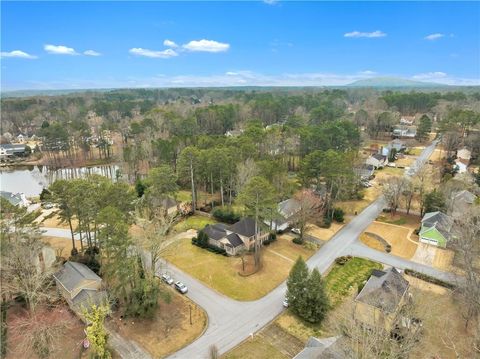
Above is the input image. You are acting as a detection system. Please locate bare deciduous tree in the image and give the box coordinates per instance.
[382,176,407,216]
[291,189,325,243]
[452,207,480,329]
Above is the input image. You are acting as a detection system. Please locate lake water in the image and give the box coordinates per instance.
[0,165,119,197]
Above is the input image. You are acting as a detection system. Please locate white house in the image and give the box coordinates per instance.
[457,148,472,162]
[366,154,388,169]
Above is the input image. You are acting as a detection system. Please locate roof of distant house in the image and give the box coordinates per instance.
[229,217,258,237]
[355,267,409,313]
[453,190,477,204]
[54,261,102,292]
[0,143,26,150]
[421,211,453,240]
[278,198,302,220]
[0,191,24,206]
[372,153,387,161]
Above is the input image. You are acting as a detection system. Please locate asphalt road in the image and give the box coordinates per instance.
[42,140,453,358]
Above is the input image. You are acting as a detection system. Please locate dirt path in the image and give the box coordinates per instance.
[107,328,152,359]
[265,248,294,263]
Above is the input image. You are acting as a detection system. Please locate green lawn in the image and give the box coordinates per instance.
[275,257,382,342]
[172,215,217,232]
[325,257,382,307]
[223,337,288,359]
[164,236,315,301]
[377,215,407,226]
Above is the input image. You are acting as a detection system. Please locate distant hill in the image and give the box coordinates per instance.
[347,77,446,88]
[1,88,113,98]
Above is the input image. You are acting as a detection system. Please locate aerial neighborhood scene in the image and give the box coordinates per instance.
[1,1,480,358]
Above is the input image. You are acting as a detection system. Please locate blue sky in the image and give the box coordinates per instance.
[1,1,479,90]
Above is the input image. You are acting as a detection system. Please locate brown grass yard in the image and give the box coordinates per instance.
[40,213,76,229]
[363,222,418,259]
[336,185,380,215]
[376,213,422,230]
[163,236,315,301]
[110,286,206,358]
[407,281,476,358]
[41,236,83,258]
[306,222,344,241]
[223,335,288,359]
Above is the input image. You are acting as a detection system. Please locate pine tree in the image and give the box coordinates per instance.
[299,268,329,323]
[416,115,432,142]
[287,256,309,313]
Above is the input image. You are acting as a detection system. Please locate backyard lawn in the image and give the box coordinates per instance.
[163,236,315,301]
[172,214,217,232]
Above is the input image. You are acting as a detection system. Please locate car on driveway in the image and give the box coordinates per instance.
[161,273,174,285]
[174,281,188,294]
[291,228,301,235]
[283,297,289,308]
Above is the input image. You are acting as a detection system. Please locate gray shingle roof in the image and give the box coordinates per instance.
[421,211,453,240]
[229,217,258,237]
[202,223,227,241]
[54,262,102,292]
[72,289,108,312]
[355,267,409,313]
[225,233,244,248]
[294,336,346,359]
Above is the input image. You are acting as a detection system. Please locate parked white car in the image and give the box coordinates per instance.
[174,281,188,294]
[283,297,289,308]
[161,273,174,285]
[291,228,301,235]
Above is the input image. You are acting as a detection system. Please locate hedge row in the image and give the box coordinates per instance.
[404,269,456,289]
[212,208,241,224]
[191,238,228,256]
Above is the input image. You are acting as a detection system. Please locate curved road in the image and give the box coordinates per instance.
[42,140,455,358]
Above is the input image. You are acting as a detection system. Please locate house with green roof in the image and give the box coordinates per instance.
[419,211,453,248]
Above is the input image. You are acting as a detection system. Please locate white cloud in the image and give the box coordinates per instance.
[129,47,178,58]
[0,50,37,59]
[424,33,444,41]
[182,39,230,52]
[84,50,101,56]
[359,70,377,76]
[344,30,386,38]
[413,71,448,80]
[263,0,279,4]
[44,44,79,55]
[163,39,178,48]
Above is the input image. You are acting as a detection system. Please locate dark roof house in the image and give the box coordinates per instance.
[229,217,258,238]
[356,268,409,314]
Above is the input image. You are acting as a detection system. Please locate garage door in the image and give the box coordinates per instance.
[421,237,438,246]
